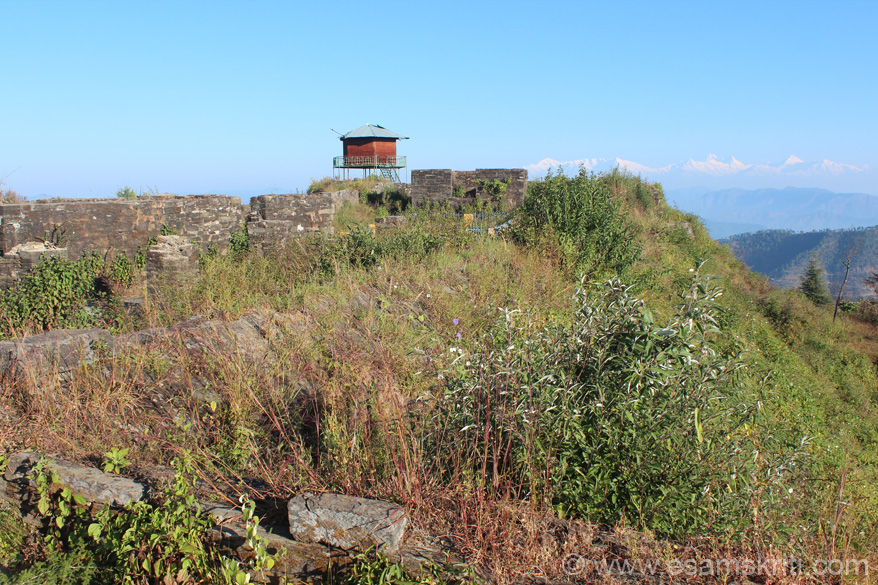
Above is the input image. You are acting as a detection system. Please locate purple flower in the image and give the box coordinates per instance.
[453,319,459,325]
[456,332,462,339]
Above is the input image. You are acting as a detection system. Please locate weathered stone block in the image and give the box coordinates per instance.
[375,215,407,226]
[411,170,453,205]
[0,328,112,376]
[146,235,198,294]
[5,452,147,507]
[411,168,527,209]
[287,492,408,553]
[206,505,342,580]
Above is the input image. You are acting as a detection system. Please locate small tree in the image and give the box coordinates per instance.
[116,186,137,200]
[800,256,831,305]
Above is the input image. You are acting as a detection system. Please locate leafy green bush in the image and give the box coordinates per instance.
[435,268,804,537]
[0,253,106,334]
[229,223,249,256]
[602,167,658,209]
[841,299,878,324]
[314,220,465,279]
[16,455,277,585]
[0,248,139,337]
[360,185,411,215]
[476,178,509,201]
[545,273,802,535]
[115,186,137,200]
[106,254,134,288]
[513,168,641,277]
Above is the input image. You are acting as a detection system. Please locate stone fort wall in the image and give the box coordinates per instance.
[0,195,244,258]
[0,169,527,286]
[0,190,360,259]
[410,169,528,208]
[0,190,359,287]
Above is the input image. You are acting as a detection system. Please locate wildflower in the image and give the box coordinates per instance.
[453,318,459,325]
[426,293,431,298]
[456,332,462,339]
[449,347,457,353]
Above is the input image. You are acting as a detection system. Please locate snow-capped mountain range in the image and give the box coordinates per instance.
[523,155,870,193]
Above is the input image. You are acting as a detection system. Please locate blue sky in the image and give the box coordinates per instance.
[2,0,876,199]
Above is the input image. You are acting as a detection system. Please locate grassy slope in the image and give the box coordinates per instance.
[637,195,878,553]
[2,175,877,582]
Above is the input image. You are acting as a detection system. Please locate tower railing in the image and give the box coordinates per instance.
[333,155,406,169]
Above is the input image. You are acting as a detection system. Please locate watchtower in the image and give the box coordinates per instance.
[333,124,408,183]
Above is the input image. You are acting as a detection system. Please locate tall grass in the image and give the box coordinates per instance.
[2,170,878,582]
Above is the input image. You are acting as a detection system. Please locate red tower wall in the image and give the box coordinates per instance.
[342,138,398,163]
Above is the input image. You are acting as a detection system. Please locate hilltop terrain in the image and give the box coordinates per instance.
[1,170,877,584]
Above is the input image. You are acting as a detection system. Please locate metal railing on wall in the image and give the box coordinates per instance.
[442,213,516,233]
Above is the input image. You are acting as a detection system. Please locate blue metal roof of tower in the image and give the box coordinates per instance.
[339,124,409,140]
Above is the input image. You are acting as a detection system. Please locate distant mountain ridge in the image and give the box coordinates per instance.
[668,187,878,237]
[721,226,878,299]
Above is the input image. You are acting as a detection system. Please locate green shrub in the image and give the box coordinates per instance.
[476,178,509,201]
[17,455,277,585]
[307,176,335,194]
[115,186,137,200]
[106,254,134,288]
[603,167,657,209]
[0,542,100,584]
[314,220,466,279]
[435,268,805,537]
[513,168,641,277]
[0,253,106,335]
[229,223,249,256]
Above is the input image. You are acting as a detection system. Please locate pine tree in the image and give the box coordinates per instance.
[800,256,831,305]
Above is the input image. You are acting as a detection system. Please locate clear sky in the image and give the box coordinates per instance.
[2,0,876,199]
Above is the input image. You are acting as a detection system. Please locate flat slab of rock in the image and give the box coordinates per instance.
[0,328,112,376]
[5,452,146,507]
[206,504,345,581]
[288,492,408,553]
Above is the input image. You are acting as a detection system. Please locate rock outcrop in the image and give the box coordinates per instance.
[287,492,408,553]
[0,452,457,583]
[0,328,112,377]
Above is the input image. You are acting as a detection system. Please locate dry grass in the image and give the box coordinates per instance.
[4,197,878,583]
[0,189,26,204]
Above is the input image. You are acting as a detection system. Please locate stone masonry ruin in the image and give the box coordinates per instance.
[0,170,527,287]
[0,190,359,286]
[410,168,527,208]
